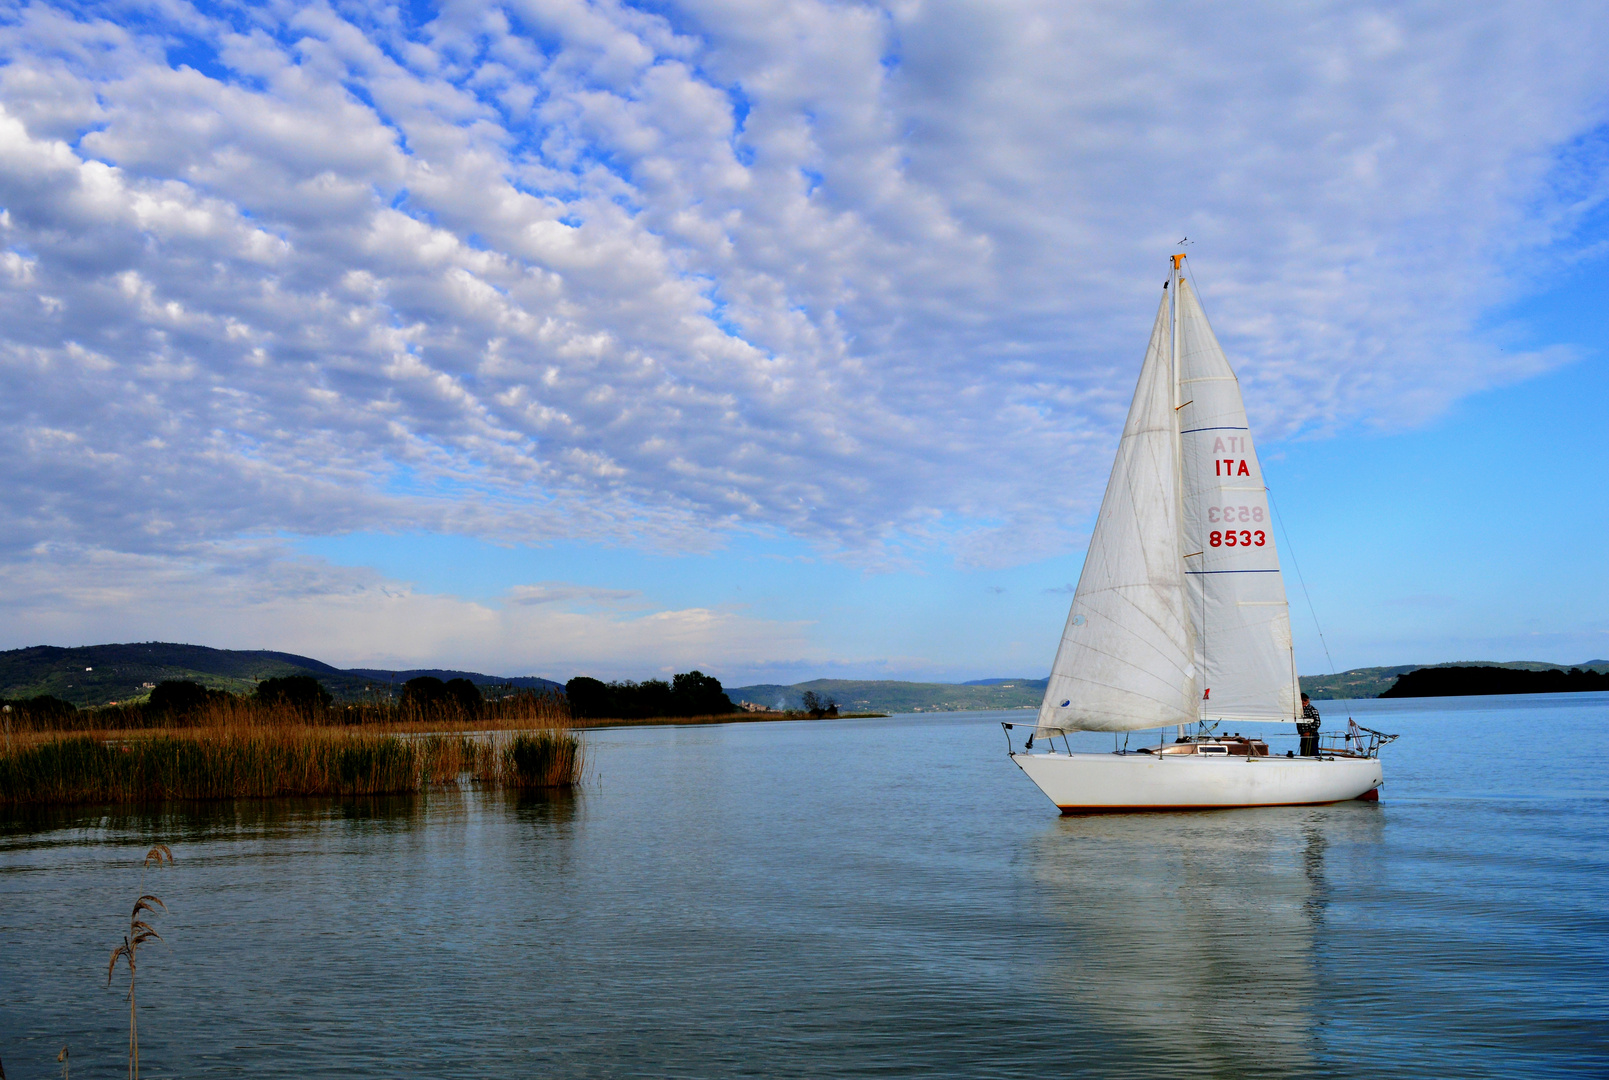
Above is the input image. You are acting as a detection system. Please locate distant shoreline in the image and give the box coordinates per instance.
[570,711,888,730]
[6,641,1607,712]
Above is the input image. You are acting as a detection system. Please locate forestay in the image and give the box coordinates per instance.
[1035,295,1198,737]
[1175,278,1299,722]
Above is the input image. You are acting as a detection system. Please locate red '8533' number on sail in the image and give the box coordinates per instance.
[1210,530,1265,547]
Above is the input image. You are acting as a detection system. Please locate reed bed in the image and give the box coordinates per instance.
[500,729,582,788]
[0,725,581,807]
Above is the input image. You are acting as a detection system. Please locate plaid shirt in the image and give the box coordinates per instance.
[1298,700,1320,733]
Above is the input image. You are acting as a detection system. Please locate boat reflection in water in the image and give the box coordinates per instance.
[1024,802,1385,1077]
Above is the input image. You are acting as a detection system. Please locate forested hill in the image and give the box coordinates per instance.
[1380,665,1609,698]
[1301,660,1609,700]
[0,643,561,707]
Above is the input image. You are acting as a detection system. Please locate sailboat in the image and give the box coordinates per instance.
[1008,254,1394,813]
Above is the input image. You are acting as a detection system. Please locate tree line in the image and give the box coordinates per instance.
[563,671,736,720]
[4,668,798,728]
[1,674,530,729]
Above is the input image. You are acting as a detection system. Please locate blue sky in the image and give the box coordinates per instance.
[293,251,1609,683]
[1267,259,1609,671]
[0,0,1606,684]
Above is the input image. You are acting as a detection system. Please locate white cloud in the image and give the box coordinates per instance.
[0,0,1604,592]
[0,541,810,681]
[506,581,639,605]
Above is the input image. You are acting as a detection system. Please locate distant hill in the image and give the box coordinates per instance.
[1380,665,1609,698]
[1299,666,1419,700]
[738,660,1609,714]
[1301,660,1609,700]
[0,643,562,707]
[727,678,1049,714]
[343,669,562,691]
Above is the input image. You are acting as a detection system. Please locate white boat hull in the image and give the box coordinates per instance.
[1011,751,1383,814]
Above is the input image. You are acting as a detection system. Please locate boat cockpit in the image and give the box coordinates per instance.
[1141,735,1268,757]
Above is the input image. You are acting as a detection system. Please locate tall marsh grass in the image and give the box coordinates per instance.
[0,725,581,807]
[500,729,581,788]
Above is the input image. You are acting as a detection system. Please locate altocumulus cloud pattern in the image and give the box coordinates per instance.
[0,0,1606,664]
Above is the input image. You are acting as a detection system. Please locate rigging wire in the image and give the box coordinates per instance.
[1180,249,1218,326]
[1267,487,1353,725]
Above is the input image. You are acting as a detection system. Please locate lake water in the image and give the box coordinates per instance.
[2,693,1606,1078]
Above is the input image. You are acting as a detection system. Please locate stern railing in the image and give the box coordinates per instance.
[1318,720,1399,759]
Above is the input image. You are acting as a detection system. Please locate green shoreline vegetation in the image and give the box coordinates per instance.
[0,667,861,807]
[5,643,1607,808]
[4,654,1605,808]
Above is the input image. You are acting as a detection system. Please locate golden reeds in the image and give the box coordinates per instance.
[497,730,582,787]
[0,724,581,806]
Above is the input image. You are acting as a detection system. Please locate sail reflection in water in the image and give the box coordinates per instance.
[1027,804,1383,1076]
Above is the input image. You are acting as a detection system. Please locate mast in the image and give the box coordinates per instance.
[1171,252,1188,741]
[1171,254,1183,398]
[1177,254,1209,728]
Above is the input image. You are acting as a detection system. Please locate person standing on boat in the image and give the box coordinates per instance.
[1298,693,1321,756]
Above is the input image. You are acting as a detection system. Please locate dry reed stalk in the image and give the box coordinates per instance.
[108,845,172,1080]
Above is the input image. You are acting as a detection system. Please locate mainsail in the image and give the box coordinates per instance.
[1175,278,1299,722]
[1035,294,1198,736]
[1038,261,1298,736]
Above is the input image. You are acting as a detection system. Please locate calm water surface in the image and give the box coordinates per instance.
[2,694,1606,1078]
